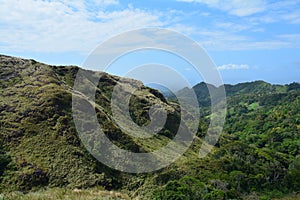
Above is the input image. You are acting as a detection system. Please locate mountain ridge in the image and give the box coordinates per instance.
[0,54,299,199]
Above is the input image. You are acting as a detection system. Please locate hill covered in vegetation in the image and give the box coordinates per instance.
[0,55,299,199]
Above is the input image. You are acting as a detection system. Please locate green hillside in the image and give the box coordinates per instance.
[0,55,299,199]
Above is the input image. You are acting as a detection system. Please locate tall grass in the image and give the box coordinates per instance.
[1,188,130,200]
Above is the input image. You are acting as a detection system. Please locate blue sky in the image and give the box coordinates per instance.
[0,0,300,86]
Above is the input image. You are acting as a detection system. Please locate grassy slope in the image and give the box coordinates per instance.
[0,55,299,199]
[0,55,192,197]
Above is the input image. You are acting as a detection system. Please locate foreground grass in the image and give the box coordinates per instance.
[1,188,130,200]
[1,189,299,200]
[273,193,300,200]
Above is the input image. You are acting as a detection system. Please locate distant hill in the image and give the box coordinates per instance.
[0,55,299,199]
[146,83,177,100]
[176,80,300,107]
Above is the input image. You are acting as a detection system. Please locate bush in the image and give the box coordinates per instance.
[152,176,207,200]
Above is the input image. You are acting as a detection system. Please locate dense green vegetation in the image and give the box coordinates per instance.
[0,55,299,199]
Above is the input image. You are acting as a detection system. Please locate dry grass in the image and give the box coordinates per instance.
[1,188,130,200]
[273,193,300,200]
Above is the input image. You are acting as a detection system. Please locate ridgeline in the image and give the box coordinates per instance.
[0,55,299,199]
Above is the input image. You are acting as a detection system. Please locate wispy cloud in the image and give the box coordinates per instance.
[193,29,300,50]
[217,64,250,70]
[245,1,300,25]
[0,0,299,54]
[174,0,300,50]
[0,0,165,53]
[177,0,267,17]
[178,0,300,25]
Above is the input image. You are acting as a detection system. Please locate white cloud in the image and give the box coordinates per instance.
[193,29,300,51]
[168,24,198,36]
[177,0,267,17]
[0,0,165,53]
[276,34,300,48]
[278,34,300,40]
[282,11,300,24]
[217,64,250,70]
[214,22,250,32]
[0,0,299,55]
[90,0,119,6]
[245,1,300,25]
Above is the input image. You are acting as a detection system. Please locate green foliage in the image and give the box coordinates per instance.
[152,176,208,200]
[0,54,299,199]
[285,155,300,191]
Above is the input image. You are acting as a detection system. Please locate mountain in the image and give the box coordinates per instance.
[0,55,299,199]
[0,54,183,192]
[177,80,300,108]
[146,83,177,100]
